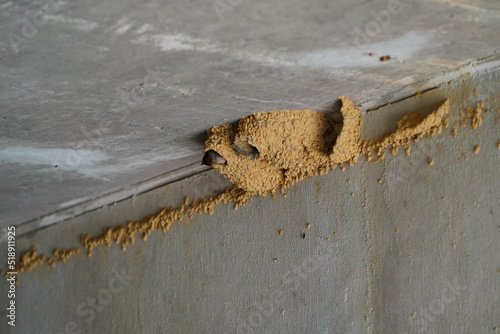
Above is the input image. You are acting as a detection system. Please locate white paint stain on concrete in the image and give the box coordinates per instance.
[132,32,296,67]
[0,142,199,182]
[135,23,153,35]
[296,31,431,68]
[132,33,220,52]
[0,146,109,179]
[108,17,136,35]
[45,15,99,32]
[229,49,296,67]
[116,23,132,35]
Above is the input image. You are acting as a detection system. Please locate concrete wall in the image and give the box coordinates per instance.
[1,64,498,333]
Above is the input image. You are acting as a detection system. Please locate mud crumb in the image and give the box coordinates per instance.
[47,248,80,267]
[474,144,481,155]
[13,246,46,274]
[278,229,284,236]
[428,157,435,166]
[306,223,311,230]
[458,152,468,162]
[471,101,483,130]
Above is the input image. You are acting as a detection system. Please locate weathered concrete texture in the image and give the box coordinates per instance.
[0,64,498,333]
[1,0,500,228]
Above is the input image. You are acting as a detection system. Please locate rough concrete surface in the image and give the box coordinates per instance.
[0,0,499,333]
